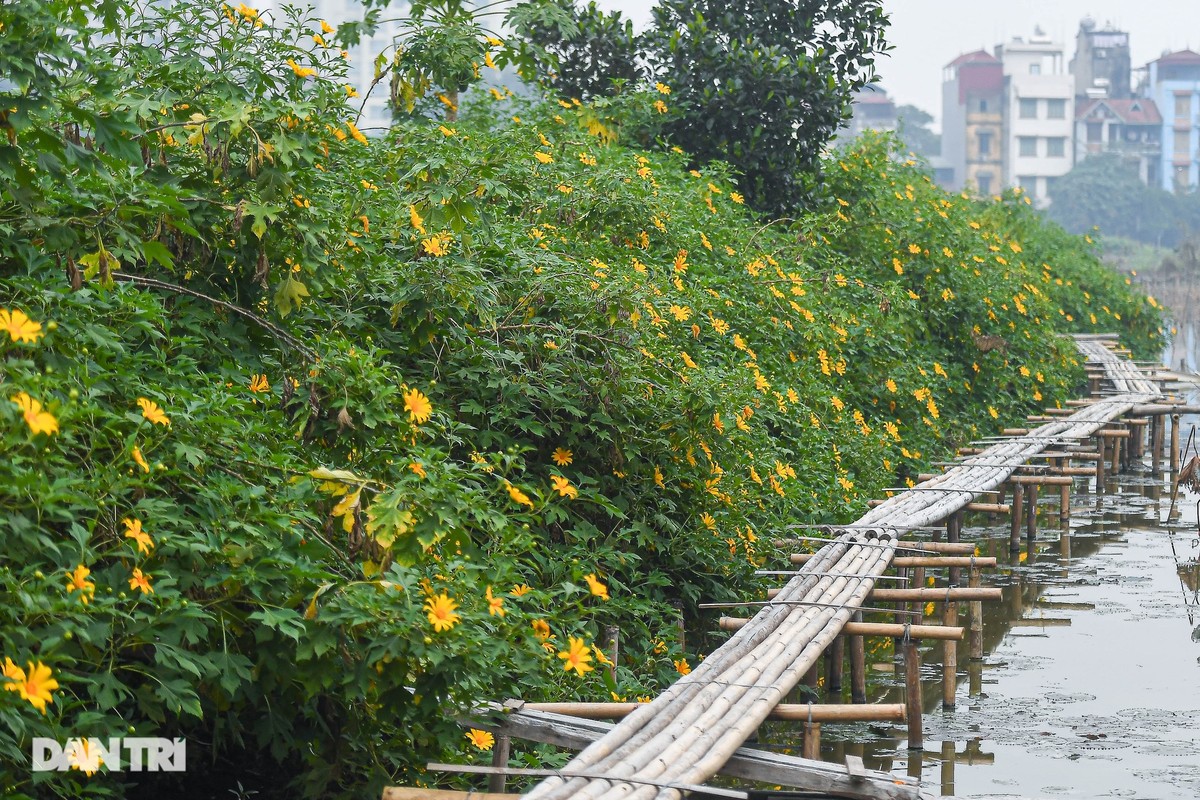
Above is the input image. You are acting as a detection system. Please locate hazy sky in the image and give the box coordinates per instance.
[591,1,1198,128]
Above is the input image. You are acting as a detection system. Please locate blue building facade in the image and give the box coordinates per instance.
[1144,50,1200,193]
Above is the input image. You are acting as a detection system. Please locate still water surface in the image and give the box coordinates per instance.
[764,408,1200,798]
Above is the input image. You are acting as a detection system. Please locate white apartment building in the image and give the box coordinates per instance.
[996,31,1075,207]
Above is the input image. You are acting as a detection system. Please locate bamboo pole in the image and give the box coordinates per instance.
[942,596,957,709]
[1171,413,1181,477]
[489,735,512,793]
[1026,483,1038,542]
[787,554,997,568]
[968,568,983,661]
[1153,413,1165,476]
[802,722,821,760]
[826,636,844,698]
[849,611,866,704]
[717,617,964,640]
[904,638,922,751]
[521,702,906,723]
[1009,482,1024,552]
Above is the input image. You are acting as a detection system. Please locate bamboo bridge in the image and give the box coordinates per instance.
[395,334,1199,800]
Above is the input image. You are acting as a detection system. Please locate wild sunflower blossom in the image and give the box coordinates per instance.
[551,447,572,466]
[465,729,494,751]
[10,392,58,436]
[425,592,459,632]
[558,636,594,676]
[66,565,95,604]
[550,475,577,499]
[137,397,170,426]
[128,568,153,594]
[584,573,609,600]
[485,586,505,617]
[1,308,44,343]
[403,388,433,424]
[123,517,154,555]
[3,660,59,713]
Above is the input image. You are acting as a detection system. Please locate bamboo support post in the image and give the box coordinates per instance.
[1153,413,1165,476]
[1095,436,1107,493]
[904,638,922,751]
[1111,435,1122,475]
[489,735,512,793]
[1009,482,1024,552]
[968,568,983,661]
[1057,457,1071,522]
[1171,413,1181,477]
[802,722,821,760]
[849,612,866,704]
[825,636,844,698]
[942,597,958,709]
[947,511,963,587]
[1026,483,1038,542]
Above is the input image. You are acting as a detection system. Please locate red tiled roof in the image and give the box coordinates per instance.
[1153,49,1200,65]
[947,49,1000,68]
[1077,98,1163,125]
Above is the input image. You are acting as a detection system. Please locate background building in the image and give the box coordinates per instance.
[1074,97,1161,184]
[941,50,1004,195]
[996,31,1075,206]
[844,85,899,139]
[1071,18,1132,101]
[1142,50,1200,193]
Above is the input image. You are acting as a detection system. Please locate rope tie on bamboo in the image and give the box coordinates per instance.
[902,621,912,646]
[807,702,814,725]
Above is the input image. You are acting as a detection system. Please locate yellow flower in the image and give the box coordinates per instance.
[506,482,534,508]
[584,573,609,600]
[557,184,573,194]
[421,234,451,257]
[885,378,898,393]
[1,308,44,343]
[425,592,460,632]
[128,567,153,594]
[830,396,845,412]
[249,374,270,393]
[653,100,668,114]
[551,475,578,499]
[123,517,154,555]
[593,645,613,666]
[534,151,553,164]
[485,586,505,617]
[403,389,433,424]
[674,658,691,676]
[287,59,316,78]
[137,397,170,426]
[551,447,573,466]
[531,619,551,640]
[669,304,691,321]
[712,412,724,434]
[908,243,921,254]
[345,84,359,98]
[66,738,105,776]
[438,125,457,137]
[674,249,688,273]
[653,465,665,488]
[320,19,335,33]
[729,192,744,204]
[10,392,58,436]
[65,564,95,604]
[466,729,495,751]
[701,513,716,529]
[655,82,671,95]
[3,660,58,714]
[409,205,426,235]
[129,445,149,473]
[344,120,368,145]
[680,352,698,369]
[558,636,594,676]
[313,33,326,46]
[511,584,531,597]
[892,258,904,275]
[409,461,426,479]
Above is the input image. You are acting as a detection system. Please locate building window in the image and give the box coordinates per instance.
[979,99,988,113]
[1176,94,1192,121]
[1175,132,1190,156]
[1018,175,1038,193]
[1029,63,1041,75]
[1087,122,1103,143]
[1175,165,1190,194]
[1047,137,1066,157]
[977,131,993,157]
[1047,99,1066,119]
[1019,98,1038,119]
[1018,136,1038,157]
[977,173,993,196]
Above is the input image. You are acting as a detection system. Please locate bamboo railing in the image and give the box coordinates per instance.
[523,335,1161,800]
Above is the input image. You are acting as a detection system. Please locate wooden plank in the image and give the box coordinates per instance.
[425,763,748,799]
[483,707,923,800]
[846,754,867,781]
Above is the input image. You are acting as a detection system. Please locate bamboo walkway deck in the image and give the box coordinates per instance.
[518,336,1163,800]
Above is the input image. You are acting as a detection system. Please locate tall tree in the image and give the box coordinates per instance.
[1048,154,1180,247]
[895,104,940,160]
[646,0,888,215]
[513,0,645,100]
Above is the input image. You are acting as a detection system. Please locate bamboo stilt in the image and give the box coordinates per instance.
[904,638,922,751]
[849,612,866,704]
[1009,482,1024,552]
[1171,413,1181,477]
[942,597,957,709]
[968,568,983,661]
[489,735,512,793]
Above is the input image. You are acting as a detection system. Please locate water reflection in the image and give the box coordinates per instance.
[755,413,1200,798]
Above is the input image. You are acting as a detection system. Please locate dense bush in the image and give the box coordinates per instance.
[0,2,1163,798]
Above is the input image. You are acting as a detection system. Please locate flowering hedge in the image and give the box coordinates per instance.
[0,1,1162,798]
